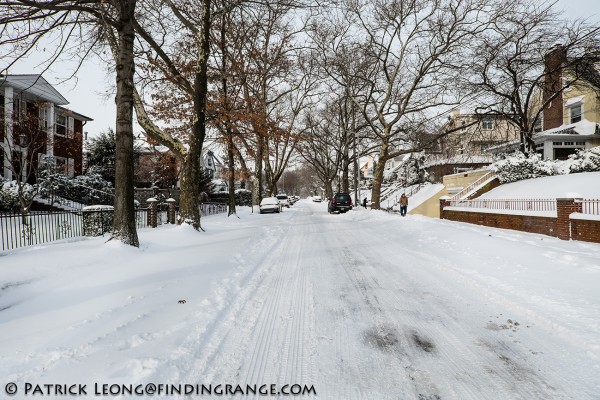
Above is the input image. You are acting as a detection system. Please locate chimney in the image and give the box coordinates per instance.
[543,44,567,130]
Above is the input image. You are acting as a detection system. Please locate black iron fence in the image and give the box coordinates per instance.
[0,210,83,252]
[1,202,228,252]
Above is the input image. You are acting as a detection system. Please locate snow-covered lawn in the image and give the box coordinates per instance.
[1,202,599,399]
[480,171,600,199]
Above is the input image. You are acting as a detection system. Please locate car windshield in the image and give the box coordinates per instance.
[335,194,351,201]
[261,198,278,205]
[276,195,288,200]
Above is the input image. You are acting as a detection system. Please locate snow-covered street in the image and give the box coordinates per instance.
[1,201,599,399]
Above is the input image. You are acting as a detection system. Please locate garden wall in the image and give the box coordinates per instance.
[440,198,600,243]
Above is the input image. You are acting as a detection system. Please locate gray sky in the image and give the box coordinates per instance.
[6,0,599,137]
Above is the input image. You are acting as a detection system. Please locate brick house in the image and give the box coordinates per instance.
[1,74,93,182]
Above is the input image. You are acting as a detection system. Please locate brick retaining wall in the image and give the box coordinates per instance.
[570,218,600,243]
[440,198,600,243]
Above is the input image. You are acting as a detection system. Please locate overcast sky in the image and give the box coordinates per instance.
[4,0,599,137]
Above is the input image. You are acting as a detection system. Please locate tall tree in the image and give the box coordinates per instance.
[1,0,140,246]
[466,0,600,153]
[311,0,490,209]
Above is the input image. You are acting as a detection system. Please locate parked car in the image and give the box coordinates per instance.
[312,197,322,202]
[328,193,353,213]
[276,194,290,207]
[259,197,281,214]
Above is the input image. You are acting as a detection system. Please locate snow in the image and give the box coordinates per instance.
[479,172,600,199]
[82,205,115,211]
[385,183,445,211]
[1,203,599,399]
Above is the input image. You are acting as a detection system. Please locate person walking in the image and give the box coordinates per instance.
[362,197,368,208]
[398,193,408,217]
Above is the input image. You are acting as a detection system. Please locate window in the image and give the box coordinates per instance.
[576,142,585,146]
[481,118,494,130]
[564,142,574,146]
[569,103,582,124]
[553,142,562,146]
[55,114,67,136]
[54,113,74,138]
[54,156,74,177]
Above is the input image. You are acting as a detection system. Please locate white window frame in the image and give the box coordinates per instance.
[55,113,68,137]
[569,103,582,124]
[481,118,494,130]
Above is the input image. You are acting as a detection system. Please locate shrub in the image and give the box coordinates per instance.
[568,147,600,173]
[494,152,557,183]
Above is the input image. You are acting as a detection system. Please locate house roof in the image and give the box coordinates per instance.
[534,119,600,138]
[55,105,93,122]
[0,74,69,105]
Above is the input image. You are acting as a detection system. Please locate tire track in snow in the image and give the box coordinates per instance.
[338,217,571,399]
[180,206,316,397]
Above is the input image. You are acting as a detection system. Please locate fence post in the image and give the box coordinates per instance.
[166,198,176,224]
[147,197,158,228]
[556,198,581,240]
[439,196,451,219]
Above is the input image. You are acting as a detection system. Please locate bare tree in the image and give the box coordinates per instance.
[466,0,600,153]
[310,0,490,209]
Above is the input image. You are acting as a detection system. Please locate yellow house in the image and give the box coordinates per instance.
[530,46,600,160]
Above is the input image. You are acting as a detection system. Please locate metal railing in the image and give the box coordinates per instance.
[450,170,496,200]
[2,202,227,252]
[448,198,556,212]
[201,202,228,216]
[0,210,83,252]
[577,199,600,215]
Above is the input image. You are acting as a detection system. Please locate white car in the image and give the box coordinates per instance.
[259,197,282,214]
[276,194,290,208]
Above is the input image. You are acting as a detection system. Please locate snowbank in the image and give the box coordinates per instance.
[479,172,600,199]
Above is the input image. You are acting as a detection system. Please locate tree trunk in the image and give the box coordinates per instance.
[370,143,389,210]
[111,0,139,247]
[226,131,236,215]
[254,134,264,204]
[179,0,211,229]
[220,17,237,217]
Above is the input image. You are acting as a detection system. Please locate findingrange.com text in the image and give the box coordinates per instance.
[4,382,317,397]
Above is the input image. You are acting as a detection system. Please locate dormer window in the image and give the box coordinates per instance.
[569,103,582,124]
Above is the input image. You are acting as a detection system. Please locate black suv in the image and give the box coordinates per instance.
[328,193,353,213]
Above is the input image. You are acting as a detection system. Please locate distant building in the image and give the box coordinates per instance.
[438,110,520,159]
[1,74,92,181]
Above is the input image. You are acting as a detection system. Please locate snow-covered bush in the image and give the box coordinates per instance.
[0,180,34,212]
[397,156,429,186]
[494,152,557,183]
[0,179,21,211]
[567,147,600,173]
